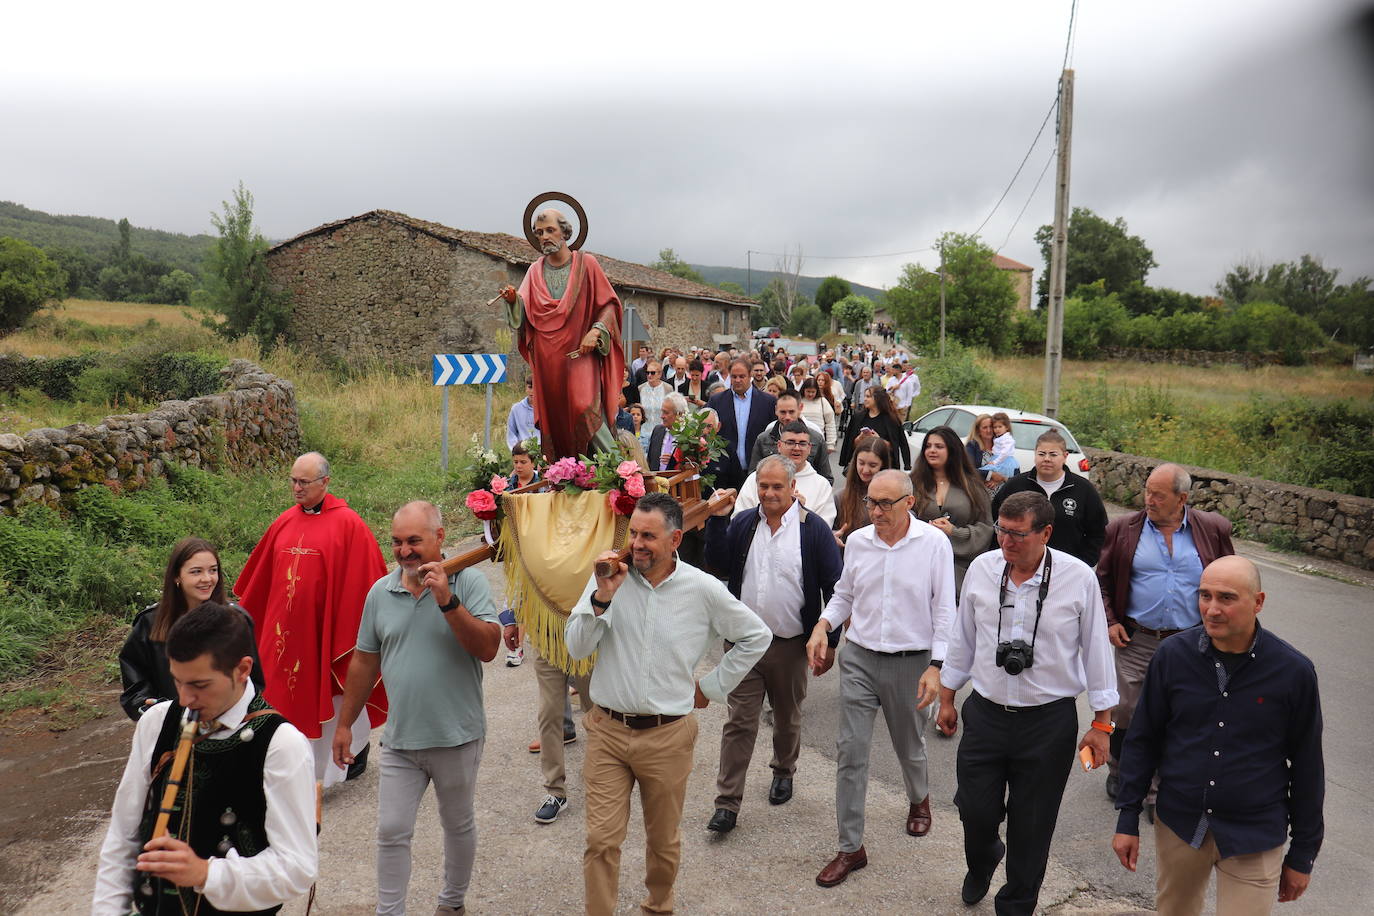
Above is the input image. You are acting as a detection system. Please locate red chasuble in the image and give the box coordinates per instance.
[515,251,626,462]
[233,493,388,738]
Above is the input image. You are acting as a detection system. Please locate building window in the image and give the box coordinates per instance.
[720,308,729,333]
[657,299,666,327]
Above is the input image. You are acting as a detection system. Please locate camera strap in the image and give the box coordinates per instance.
[996,551,1054,650]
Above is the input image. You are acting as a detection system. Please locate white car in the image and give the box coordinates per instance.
[904,404,1091,479]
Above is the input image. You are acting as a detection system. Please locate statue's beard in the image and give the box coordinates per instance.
[541,241,561,255]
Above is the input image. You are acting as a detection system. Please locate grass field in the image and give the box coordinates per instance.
[987,355,1374,408]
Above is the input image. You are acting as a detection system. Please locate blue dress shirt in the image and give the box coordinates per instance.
[731,385,754,469]
[1123,510,1204,631]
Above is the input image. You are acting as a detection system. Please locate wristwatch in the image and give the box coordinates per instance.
[929,659,944,669]
[438,595,460,614]
[589,594,612,611]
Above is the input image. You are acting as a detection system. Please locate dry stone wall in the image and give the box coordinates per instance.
[0,360,299,513]
[1085,446,1374,570]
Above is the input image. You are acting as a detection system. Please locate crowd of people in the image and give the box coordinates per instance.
[91,335,1324,916]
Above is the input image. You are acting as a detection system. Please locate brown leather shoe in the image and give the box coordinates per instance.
[906,796,931,837]
[815,847,867,887]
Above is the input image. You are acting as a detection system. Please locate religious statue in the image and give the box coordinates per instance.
[499,201,625,464]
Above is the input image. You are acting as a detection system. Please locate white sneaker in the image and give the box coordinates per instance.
[506,647,524,667]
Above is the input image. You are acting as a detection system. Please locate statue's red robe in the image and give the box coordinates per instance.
[234,493,388,738]
[514,250,625,462]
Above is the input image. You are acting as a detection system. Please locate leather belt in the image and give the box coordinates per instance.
[1125,617,1183,640]
[976,693,1075,714]
[600,706,685,730]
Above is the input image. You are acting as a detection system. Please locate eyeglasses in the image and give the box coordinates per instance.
[994,523,1044,541]
[646,370,659,375]
[290,475,325,488]
[861,496,908,511]
[780,439,810,449]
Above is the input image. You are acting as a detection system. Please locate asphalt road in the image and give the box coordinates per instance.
[797,535,1373,914]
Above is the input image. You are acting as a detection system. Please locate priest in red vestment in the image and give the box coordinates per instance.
[234,451,388,788]
[501,208,625,463]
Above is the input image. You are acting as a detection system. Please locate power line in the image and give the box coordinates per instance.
[967,96,1058,240]
[746,246,933,261]
[996,144,1057,254]
[1062,0,1080,72]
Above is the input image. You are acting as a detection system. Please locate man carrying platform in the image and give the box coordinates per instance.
[92,602,317,915]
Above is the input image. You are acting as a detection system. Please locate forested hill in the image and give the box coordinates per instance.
[691,264,887,303]
[0,201,214,272]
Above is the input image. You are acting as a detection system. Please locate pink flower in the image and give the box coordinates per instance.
[624,473,646,498]
[465,489,498,520]
[545,456,583,486]
[573,465,595,489]
[616,460,640,480]
[489,474,508,494]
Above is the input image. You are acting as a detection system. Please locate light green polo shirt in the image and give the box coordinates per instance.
[356,567,497,750]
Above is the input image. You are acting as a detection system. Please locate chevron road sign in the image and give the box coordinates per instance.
[434,353,510,469]
[432,353,507,386]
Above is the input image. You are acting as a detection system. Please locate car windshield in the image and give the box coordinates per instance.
[1010,420,1080,452]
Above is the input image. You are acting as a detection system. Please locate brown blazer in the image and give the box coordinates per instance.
[1096,507,1235,629]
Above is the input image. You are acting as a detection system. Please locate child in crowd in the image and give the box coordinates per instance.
[503,442,541,666]
[978,412,1020,479]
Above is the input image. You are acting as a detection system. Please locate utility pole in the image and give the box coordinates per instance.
[1042,69,1074,419]
[938,240,947,358]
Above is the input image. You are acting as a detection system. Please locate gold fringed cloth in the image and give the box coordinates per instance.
[499,489,628,677]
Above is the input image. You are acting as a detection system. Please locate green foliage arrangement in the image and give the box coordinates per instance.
[1,238,67,334]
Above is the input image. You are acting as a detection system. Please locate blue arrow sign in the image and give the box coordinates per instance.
[432,354,508,386]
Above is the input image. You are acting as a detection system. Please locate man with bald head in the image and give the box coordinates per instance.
[1112,556,1325,914]
[1096,462,1234,808]
[500,208,625,462]
[334,501,502,916]
[235,451,388,788]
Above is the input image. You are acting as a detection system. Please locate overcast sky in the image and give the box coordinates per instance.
[5,0,1372,295]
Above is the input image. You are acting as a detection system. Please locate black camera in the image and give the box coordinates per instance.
[996,639,1035,675]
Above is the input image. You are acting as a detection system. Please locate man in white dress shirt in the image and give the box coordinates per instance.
[807,470,956,888]
[937,490,1119,914]
[733,420,836,525]
[93,602,317,916]
[568,492,771,916]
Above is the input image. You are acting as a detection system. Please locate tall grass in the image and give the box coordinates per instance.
[0,302,520,684]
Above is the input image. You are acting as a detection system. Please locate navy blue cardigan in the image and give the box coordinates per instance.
[704,505,844,647]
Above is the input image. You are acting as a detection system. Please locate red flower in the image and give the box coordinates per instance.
[607,488,639,516]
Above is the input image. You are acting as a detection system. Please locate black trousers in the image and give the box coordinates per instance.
[954,691,1078,916]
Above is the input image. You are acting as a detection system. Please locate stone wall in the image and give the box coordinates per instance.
[1085,447,1374,569]
[625,291,753,355]
[0,360,299,513]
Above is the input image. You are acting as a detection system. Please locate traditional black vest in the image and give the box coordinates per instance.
[133,692,286,916]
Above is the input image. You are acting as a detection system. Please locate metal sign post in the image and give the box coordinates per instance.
[433,354,509,471]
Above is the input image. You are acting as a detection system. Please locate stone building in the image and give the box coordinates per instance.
[265,210,756,369]
[993,254,1035,311]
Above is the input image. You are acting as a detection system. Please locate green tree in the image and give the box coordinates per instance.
[649,248,706,284]
[155,268,197,305]
[199,183,292,348]
[886,232,1018,353]
[114,217,132,264]
[0,237,67,333]
[832,293,875,332]
[814,276,852,315]
[1061,289,1129,358]
[44,245,97,297]
[716,280,746,296]
[786,303,827,339]
[1034,207,1157,307]
[751,278,787,329]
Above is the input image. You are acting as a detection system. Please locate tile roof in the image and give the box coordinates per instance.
[270,209,756,306]
[992,254,1034,272]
